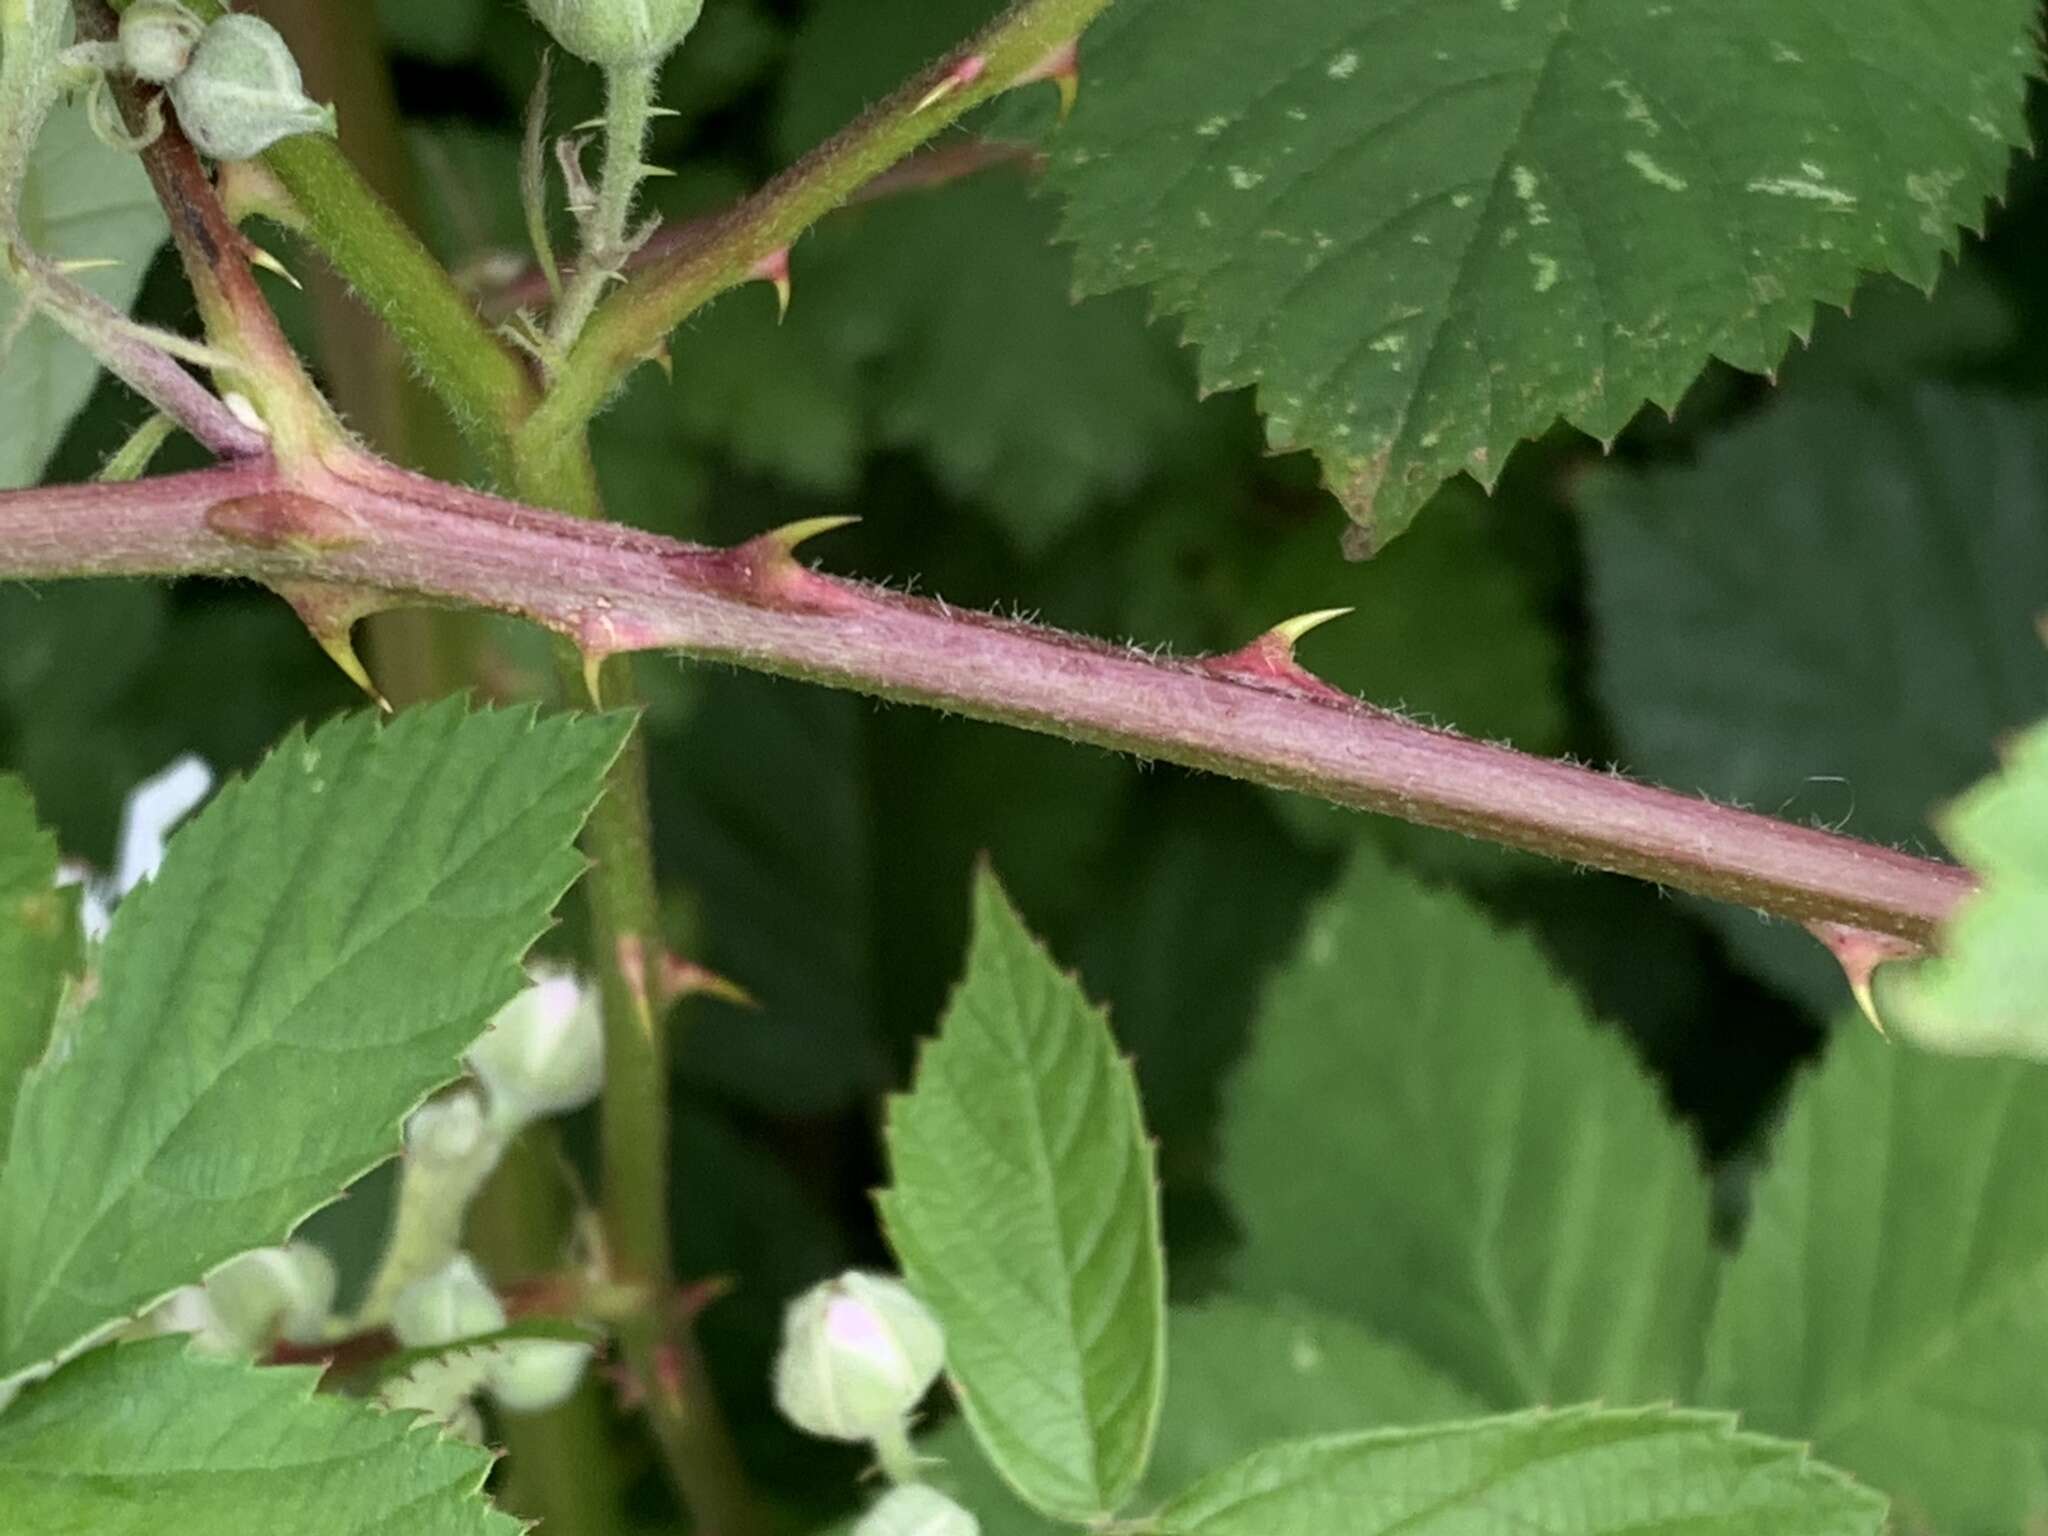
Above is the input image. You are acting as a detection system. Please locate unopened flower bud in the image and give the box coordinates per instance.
[855,1486,980,1536]
[167,14,337,161]
[141,1284,241,1357]
[467,966,604,1131]
[772,1272,944,1443]
[405,1089,491,1168]
[118,0,204,84]
[524,0,705,68]
[207,1243,337,1347]
[391,1255,507,1349]
[486,1338,595,1413]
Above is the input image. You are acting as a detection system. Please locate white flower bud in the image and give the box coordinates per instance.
[167,14,337,161]
[405,1088,491,1167]
[855,1486,980,1536]
[118,0,204,84]
[391,1255,507,1349]
[525,0,705,68]
[772,1272,945,1443]
[140,1284,242,1357]
[466,966,604,1131]
[485,1338,595,1414]
[206,1243,338,1347]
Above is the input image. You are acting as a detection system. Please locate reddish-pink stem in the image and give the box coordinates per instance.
[0,456,1974,944]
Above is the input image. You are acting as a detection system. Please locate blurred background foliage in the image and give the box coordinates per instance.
[7,0,2048,1525]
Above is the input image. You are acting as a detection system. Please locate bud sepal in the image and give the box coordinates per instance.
[167,14,337,162]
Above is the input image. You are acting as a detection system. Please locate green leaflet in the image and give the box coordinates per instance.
[1143,1299,1481,1499]
[911,1298,1482,1536]
[879,867,1165,1521]
[1038,0,2036,546]
[0,775,75,1151]
[0,702,631,1379]
[1578,389,2048,1013]
[0,99,170,489]
[1223,845,1716,1407]
[1876,717,2048,1056]
[0,1337,519,1534]
[1153,1408,1886,1536]
[1702,1026,2048,1531]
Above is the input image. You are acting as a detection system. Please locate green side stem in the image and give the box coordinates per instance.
[521,441,762,1536]
[547,57,660,353]
[523,0,1114,462]
[110,0,539,480]
[254,0,488,707]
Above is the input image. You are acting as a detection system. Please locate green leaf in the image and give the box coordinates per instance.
[878,867,1165,1521]
[1701,1026,2048,1531]
[0,775,75,1151]
[0,98,169,489]
[1578,388,2048,1012]
[0,703,631,1379]
[1875,718,2048,1056]
[1032,0,2036,545]
[0,1337,517,1534]
[1146,1300,1482,1499]
[910,1299,1482,1536]
[1223,845,1715,1408]
[1153,1407,1886,1536]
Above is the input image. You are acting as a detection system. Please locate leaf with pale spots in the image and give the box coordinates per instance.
[1028,0,2037,546]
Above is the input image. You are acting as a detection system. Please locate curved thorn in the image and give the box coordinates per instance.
[245,243,302,290]
[914,54,988,114]
[759,514,860,555]
[1268,606,1355,651]
[1807,921,1920,1034]
[1015,40,1081,121]
[750,248,792,322]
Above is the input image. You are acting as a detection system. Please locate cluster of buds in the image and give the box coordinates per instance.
[137,1241,337,1358]
[65,1,336,160]
[383,1254,595,1432]
[773,1272,980,1536]
[357,965,605,1322]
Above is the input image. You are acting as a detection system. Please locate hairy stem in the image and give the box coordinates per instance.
[110,0,538,478]
[517,441,761,1535]
[0,457,1976,946]
[484,138,1041,320]
[526,0,1112,460]
[547,58,659,353]
[254,0,490,712]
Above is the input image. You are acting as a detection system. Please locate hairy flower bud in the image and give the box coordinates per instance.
[855,1486,981,1536]
[524,0,705,68]
[486,1338,596,1413]
[391,1255,507,1349]
[207,1243,338,1347]
[405,1088,492,1168]
[118,0,204,85]
[466,965,604,1131]
[772,1272,945,1443]
[167,14,337,161]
